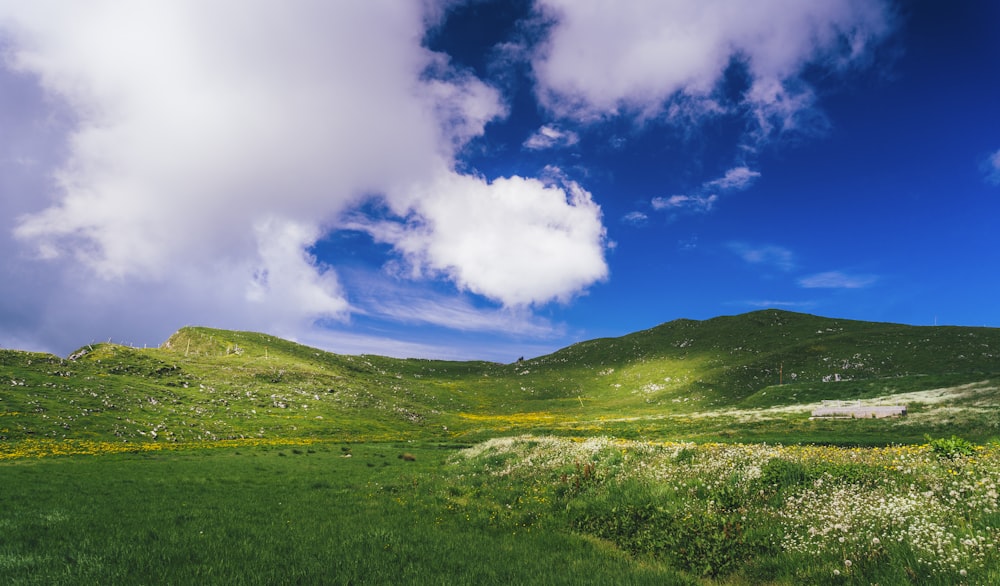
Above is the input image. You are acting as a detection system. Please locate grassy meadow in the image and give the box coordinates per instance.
[2,310,1000,583]
[1,442,689,585]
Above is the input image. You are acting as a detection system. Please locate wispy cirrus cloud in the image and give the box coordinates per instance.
[372,298,558,338]
[620,211,648,225]
[983,148,1000,186]
[729,242,795,271]
[741,300,815,310]
[706,166,762,191]
[646,166,759,218]
[651,194,718,213]
[295,326,559,363]
[798,271,877,289]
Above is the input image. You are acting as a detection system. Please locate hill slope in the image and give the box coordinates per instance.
[2,310,999,445]
[517,309,1000,405]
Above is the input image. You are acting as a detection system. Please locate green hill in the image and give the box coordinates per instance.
[2,310,999,446]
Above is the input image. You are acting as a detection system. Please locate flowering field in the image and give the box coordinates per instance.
[451,435,1000,584]
[0,437,326,460]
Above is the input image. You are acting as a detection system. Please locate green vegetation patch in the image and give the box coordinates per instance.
[0,443,688,585]
[450,435,1000,584]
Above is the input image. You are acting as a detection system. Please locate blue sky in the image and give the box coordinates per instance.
[1,1,999,361]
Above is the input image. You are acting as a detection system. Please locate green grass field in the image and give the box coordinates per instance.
[2,438,996,584]
[2,310,1000,583]
[1,442,692,585]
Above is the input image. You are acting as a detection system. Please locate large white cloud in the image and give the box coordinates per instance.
[5,2,461,279]
[0,1,609,353]
[531,0,894,136]
[358,171,608,307]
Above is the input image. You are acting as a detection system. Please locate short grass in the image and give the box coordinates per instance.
[0,443,690,585]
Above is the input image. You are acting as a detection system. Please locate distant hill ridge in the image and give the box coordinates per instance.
[2,310,998,445]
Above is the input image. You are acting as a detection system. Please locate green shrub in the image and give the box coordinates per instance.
[926,434,976,459]
[565,481,777,579]
[570,501,775,578]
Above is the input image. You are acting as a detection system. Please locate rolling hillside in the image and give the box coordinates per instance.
[2,310,999,445]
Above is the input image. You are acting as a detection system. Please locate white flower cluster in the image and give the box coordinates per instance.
[778,473,998,574]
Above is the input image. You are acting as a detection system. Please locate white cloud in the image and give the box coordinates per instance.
[296,329,473,361]
[706,167,762,191]
[246,217,349,320]
[621,211,648,225]
[984,148,1000,186]
[531,0,894,137]
[5,2,486,279]
[371,297,557,338]
[333,267,561,337]
[651,194,718,213]
[0,2,615,354]
[743,300,814,309]
[744,77,825,139]
[523,124,580,150]
[647,167,759,216]
[359,171,608,307]
[729,242,795,271]
[798,271,877,289]
[295,326,559,362]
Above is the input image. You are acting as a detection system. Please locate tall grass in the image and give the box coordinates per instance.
[451,436,1000,584]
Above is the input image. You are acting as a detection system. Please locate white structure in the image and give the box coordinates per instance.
[811,400,907,419]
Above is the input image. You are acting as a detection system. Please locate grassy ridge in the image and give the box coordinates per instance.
[520,310,999,406]
[3,310,1000,446]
